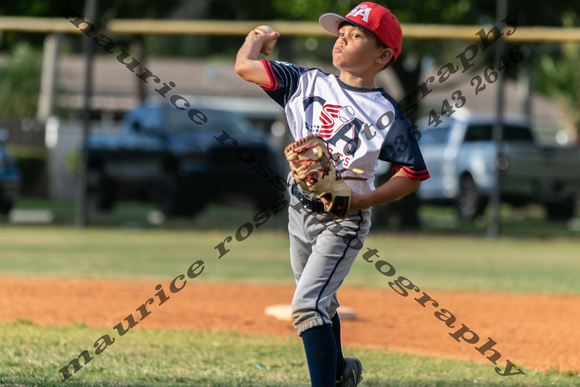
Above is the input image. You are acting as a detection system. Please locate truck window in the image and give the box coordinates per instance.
[503,125,534,141]
[464,125,492,142]
[132,107,163,133]
[464,124,533,142]
[420,127,450,145]
[164,108,251,135]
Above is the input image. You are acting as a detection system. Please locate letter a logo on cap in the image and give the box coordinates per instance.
[347,4,372,22]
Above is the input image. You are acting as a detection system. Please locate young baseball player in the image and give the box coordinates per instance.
[235,2,429,386]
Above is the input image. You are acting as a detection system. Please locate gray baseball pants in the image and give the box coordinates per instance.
[287,178,372,335]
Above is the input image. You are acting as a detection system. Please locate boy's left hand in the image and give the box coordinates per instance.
[321,191,364,213]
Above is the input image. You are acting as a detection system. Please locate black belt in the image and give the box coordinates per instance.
[291,184,326,213]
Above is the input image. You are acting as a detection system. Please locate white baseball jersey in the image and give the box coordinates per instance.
[260,60,430,194]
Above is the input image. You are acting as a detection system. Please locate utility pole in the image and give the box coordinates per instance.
[76,0,98,228]
[488,0,507,239]
[37,34,62,123]
[132,35,147,103]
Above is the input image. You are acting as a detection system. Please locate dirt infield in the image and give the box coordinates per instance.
[2,276,578,373]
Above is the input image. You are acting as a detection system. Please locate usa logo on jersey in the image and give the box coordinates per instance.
[316,104,356,139]
[303,96,357,141]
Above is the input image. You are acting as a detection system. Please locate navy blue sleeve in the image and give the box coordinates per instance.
[259,60,309,107]
[378,97,430,181]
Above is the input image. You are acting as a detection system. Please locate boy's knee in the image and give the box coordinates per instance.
[291,303,329,335]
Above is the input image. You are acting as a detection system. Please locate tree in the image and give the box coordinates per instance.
[0,0,182,50]
[535,12,580,144]
[0,0,185,118]
[0,43,42,118]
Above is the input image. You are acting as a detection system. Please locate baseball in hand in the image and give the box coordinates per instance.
[253,25,277,56]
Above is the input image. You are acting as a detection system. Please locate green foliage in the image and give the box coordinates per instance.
[0,0,181,51]
[272,0,353,21]
[535,14,580,139]
[99,0,182,20]
[537,51,580,136]
[0,0,178,19]
[0,42,42,119]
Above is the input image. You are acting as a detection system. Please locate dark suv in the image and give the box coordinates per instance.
[87,103,285,217]
[0,130,20,215]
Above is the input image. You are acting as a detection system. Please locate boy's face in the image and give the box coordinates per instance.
[332,23,392,76]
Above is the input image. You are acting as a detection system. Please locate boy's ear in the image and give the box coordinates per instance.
[377,47,394,66]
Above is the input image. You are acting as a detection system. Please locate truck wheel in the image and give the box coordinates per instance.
[545,200,575,222]
[457,175,487,221]
[157,171,205,217]
[0,199,13,215]
[158,172,179,216]
[87,168,115,212]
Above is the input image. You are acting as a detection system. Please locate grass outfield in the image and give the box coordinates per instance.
[1,321,576,387]
[0,226,579,294]
[1,226,579,385]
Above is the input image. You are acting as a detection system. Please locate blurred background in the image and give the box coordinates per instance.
[0,0,578,237]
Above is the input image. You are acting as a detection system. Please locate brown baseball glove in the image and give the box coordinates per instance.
[284,135,351,218]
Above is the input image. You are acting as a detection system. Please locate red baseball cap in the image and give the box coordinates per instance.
[319,2,402,61]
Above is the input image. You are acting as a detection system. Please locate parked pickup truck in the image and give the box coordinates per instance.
[87,103,283,217]
[416,113,580,221]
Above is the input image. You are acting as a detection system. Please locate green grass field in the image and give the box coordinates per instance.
[1,222,579,386]
[1,322,577,386]
[1,226,579,293]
